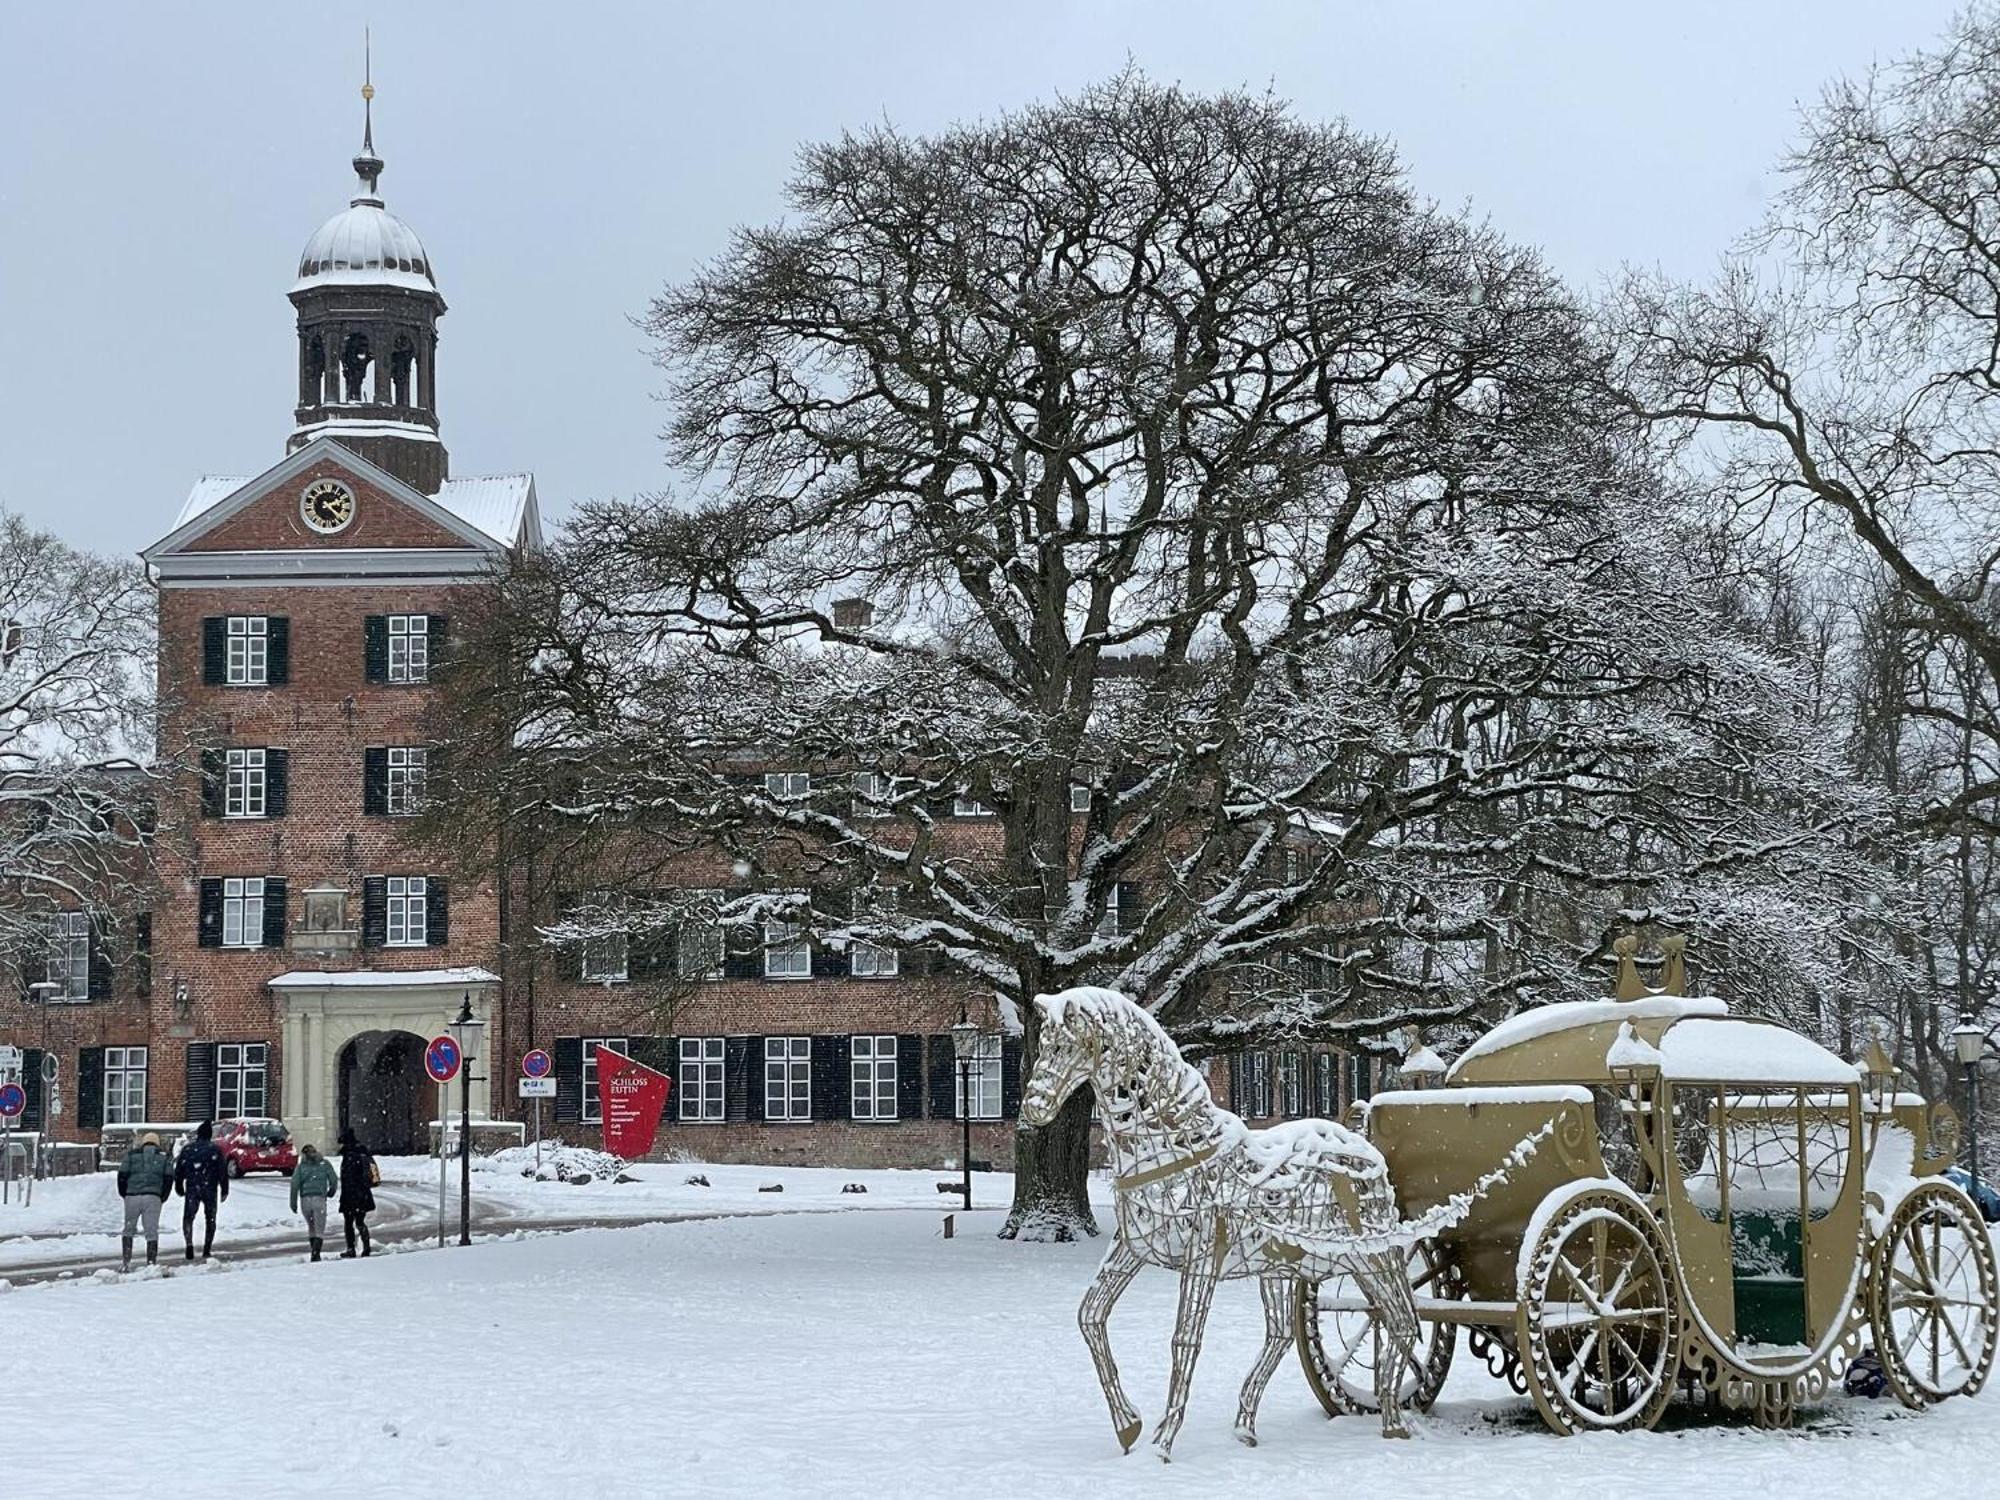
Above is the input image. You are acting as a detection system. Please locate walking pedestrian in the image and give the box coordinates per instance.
[172,1119,230,1261]
[115,1131,172,1271]
[338,1128,377,1258]
[289,1142,338,1262]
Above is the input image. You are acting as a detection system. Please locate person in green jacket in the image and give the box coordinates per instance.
[116,1132,173,1271]
[289,1142,339,1262]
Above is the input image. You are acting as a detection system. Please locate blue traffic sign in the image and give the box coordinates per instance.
[424,1035,462,1084]
[522,1049,553,1079]
[0,1082,24,1119]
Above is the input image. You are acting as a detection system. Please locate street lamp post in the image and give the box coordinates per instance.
[1953,1022,1987,1206]
[949,1007,980,1214]
[450,996,486,1248]
[28,981,59,1180]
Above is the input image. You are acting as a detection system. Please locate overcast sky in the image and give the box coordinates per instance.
[0,1,1963,554]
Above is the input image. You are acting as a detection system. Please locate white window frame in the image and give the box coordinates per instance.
[764,918,810,979]
[216,1042,268,1119]
[581,1037,629,1124]
[764,1036,811,1122]
[221,877,265,949]
[849,940,898,978]
[104,1046,148,1126]
[1096,882,1121,940]
[225,747,267,819]
[581,929,629,984]
[679,1037,725,1122]
[1069,783,1092,813]
[851,770,893,818]
[764,771,810,799]
[225,616,267,687]
[851,1034,898,1121]
[387,614,429,684]
[386,746,427,816]
[677,890,724,980]
[1280,1050,1304,1116]
[47,911,89,1001]
[953,793,993,817]
[386,875,428,947]
[955,1033,1003,1121]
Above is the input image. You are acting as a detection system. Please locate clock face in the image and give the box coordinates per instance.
[300,478,356,534]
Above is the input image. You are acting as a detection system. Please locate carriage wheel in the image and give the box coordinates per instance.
[1296,1240,1457,1417]
[1515,1186,1678,1435]
[1869,1180,1999,1408]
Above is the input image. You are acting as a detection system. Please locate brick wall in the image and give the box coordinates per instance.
[181,458,472,552]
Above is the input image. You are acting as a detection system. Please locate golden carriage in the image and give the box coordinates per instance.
[1295,942,2000,1432]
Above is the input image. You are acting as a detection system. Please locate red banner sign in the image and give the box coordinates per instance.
[597,1046,672,1159]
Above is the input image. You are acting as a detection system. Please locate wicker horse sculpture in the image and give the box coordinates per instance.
[1021,987,1422,1460]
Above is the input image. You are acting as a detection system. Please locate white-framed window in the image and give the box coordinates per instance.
[850,941,898,978]
[955,1034,1003,1120]
[581,929,628,983]
[581,1037,629,1124]
[851,770,893,818]
[104,1046,148,1125]
[216,1042,268,1118]
[1313,1051,1337,1117]
[1096,883,1121,940]
[677,890,724,980]
[1069,784,1092,813]
[953,793,993,817]
[387,746,427,815]
[764,918,810,979]
[386,876,428,947]
[1280,1050,1304,1116]
[225,748,266,818]
[765,1036,811,1121]
[679,1037,725,1122]
[46,911,89,1001]
[387,614,429,684]
[764,771,810,799]
[225,616,267,686]
[221,877,265,949]
[851,1034,897,1121]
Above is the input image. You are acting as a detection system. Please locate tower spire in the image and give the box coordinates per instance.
[352,28,384,206]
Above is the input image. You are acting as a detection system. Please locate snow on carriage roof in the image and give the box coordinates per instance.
[1448,995,1728,1077]
[1656,1018,1860,1085]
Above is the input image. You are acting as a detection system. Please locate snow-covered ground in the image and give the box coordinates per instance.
[2,1202,1996,1497]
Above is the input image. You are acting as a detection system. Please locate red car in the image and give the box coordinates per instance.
[214,1118,298,1178]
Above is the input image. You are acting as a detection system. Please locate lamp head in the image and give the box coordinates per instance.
[1953,1022,1987,1069]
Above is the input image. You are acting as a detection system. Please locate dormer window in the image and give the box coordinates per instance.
[832,597,875,631]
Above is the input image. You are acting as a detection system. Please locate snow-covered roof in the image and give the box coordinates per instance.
[1656,1018,1859,1086]
[171,470,535,546]
[1450,996,1729,1076]
[267,967,499,989]
[295,201,436,294]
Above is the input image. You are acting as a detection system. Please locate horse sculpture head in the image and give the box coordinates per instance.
[1021,986,1151,1127]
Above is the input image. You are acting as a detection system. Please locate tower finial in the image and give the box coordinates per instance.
[352,28,384,206]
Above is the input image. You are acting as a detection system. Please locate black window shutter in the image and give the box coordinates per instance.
[266,617,291,685]
[426,878,450,946]
[185,1041,217,1123]
[197,879,224,947]
[552,1037,583,1124]
[265,748,289,817]
[1001,1036,1024,1118]
[722,926,761,980]
[362,748,388,815]
[724,1036,752,1122]
[200,750,224,818]
[363,616,389,683]
[134,912,152,999]
[22,1048,43,1132]
[810,1035,849,1122]
[78,1047,105,1129]
[744,1035,766,1122]
[427,614,449,670]
[87,917,112,1001]
[1114,881,1138,935]
[896,1035,924,1121]
[261,878,288,949]
[1229,1054,1245,1114]
[628,913,670,980]
[201,618,226,686]
[629,1037,676,1127]
[361,877,387,947]
[927,1035,955,1120]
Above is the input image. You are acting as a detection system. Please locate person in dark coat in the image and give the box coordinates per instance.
[172,1120,231,1261]
[338,1128,377,1258]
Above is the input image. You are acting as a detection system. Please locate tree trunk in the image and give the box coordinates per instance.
[999,1085,1098,1241]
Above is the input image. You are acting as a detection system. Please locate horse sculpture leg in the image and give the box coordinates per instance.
[1078,1238,1147,1452]
[1233,1272,1300,1446]
[1152,1215,1226,1462]
[1349,1249,1420,1439]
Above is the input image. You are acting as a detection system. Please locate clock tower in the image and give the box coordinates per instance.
[286,77,449,495]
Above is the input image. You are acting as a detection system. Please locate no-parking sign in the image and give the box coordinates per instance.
[522,1048,553,1079]
[0,1083,24,1119]
[425,1035,462,1084]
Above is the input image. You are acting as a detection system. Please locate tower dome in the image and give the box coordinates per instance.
[285,74,449,494]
